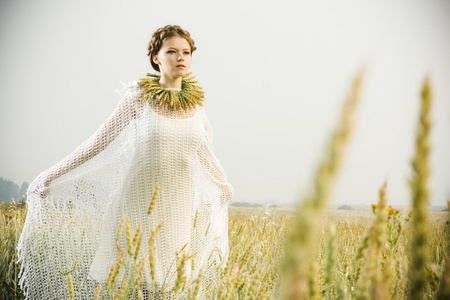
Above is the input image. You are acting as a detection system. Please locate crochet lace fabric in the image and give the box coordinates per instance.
[16,79,233,299]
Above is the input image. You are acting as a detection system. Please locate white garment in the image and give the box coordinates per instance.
[16,81,233,299]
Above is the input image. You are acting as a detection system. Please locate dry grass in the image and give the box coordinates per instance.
[1,203,449,299]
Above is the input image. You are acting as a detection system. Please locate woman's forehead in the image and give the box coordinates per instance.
[162,37,190,49]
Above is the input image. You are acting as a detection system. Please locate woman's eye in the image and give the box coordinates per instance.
[168,50,175,54]
[184,52,190,55]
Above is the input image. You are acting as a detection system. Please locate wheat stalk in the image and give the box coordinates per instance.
[67,274,74,300]
[110,248,126,290]
[355,182,388,299]
[407,76,432,299]
[324,224,337,300]
[148,183,160,215]
[93,282,102,300]
[280,70,363,300]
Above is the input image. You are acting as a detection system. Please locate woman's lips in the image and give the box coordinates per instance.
[176,65,186,68]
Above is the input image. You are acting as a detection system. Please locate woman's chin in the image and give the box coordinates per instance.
[175,67,188,75]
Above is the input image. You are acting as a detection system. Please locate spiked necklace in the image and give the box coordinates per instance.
[137,72,205,111]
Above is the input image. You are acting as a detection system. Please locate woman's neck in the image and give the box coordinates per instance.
[158,74,182,89]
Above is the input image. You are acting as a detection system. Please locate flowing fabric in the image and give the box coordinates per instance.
[16,80,233,299]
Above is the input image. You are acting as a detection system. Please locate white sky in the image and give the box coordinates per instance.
[1,0,449,207]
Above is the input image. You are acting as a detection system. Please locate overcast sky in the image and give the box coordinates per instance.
[1,0,449,207]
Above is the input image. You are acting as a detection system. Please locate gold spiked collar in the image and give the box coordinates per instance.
[138,72,205,111]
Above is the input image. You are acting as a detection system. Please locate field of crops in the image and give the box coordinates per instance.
[1,203,448,299]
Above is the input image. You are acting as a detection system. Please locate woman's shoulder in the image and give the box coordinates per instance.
[115,80,143,101]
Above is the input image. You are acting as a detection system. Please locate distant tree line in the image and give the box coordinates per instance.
[0,177,29,202]
[337,205,353,210]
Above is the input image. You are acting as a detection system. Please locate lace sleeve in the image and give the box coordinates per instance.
[30,82,144,197]
[197,108,233,207]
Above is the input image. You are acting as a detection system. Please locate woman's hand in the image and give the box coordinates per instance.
[32,185,50,199]
[30,177,52,199]
[219,184,233,207]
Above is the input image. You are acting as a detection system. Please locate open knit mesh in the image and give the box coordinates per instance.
[16,79,233,299]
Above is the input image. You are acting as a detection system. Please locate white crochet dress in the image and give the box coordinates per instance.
[16,81,233,299]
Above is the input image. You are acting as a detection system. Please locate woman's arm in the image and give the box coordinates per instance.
[31,84,144,197]
[197,108,233,207]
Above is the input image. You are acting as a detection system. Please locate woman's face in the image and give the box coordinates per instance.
[153,36,192,78]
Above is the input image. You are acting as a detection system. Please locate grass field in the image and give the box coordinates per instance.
[1,204,448,299]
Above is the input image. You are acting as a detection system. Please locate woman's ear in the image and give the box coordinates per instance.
[153,55,160,65]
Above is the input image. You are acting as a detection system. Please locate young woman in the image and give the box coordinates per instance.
[17,25,233,299]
